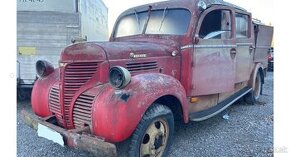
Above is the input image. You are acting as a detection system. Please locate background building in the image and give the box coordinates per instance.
[17,0,108,99]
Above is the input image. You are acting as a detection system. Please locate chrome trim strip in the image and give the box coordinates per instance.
[180,45,194,50]
[191,88,252,121]
[181,44,264,49]
[194,45,236,48]
[236,43,252,46]
[256,46,271,49]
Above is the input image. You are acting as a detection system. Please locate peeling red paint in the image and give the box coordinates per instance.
[28,0,273,154]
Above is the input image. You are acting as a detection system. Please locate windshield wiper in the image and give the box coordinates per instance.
[134,9,140,31]
[159,7,168,31]
[142,5,152,34]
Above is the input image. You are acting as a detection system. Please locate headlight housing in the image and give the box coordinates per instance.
[36,60,54,78]
[109,66,131,89]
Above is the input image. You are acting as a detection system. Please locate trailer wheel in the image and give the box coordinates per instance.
[245,72,262,104]
[128,104,174,157]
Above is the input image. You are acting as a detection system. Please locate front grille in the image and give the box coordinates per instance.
[48,85,63,126]
[73,93,94,128]
[126,61,158,72]
[63,62,98,127]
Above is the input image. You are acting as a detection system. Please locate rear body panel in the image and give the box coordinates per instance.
[253,23,274,68]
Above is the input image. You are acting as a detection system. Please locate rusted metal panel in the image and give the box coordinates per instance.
[188,94,219,113]
[90,73,188,142]
[192,39,235,96]
[235,41,253,83]
[253,24,273,68]
[191,5,236,96]
[218,81,247,103]
[21,110,117,157]
[234,11,255,83]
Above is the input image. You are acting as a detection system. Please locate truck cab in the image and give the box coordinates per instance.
[22,0,273,156]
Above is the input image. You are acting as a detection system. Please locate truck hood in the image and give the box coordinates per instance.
[60,41,179,62]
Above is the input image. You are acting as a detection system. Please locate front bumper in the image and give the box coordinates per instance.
[21,110,117,157]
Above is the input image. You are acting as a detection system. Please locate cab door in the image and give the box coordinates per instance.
[191,7,236,96]
[234,12,254,83]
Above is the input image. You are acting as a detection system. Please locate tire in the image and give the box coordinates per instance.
[245,72,262,104]
[128,104,174,157]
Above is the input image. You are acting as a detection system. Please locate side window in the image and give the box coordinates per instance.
[199,10,232,39]
[235,13,249,38]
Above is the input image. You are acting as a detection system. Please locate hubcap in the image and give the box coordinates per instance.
[140,119,169,157]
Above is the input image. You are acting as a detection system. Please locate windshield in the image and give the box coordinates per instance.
[114,8,191,38]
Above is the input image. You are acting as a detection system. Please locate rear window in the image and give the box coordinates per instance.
[235,13,249,38]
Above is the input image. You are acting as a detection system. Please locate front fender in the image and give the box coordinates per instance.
[31,68,60,117]
[91,73,188,142]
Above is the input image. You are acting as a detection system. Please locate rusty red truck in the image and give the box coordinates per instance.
[22,0,273,156]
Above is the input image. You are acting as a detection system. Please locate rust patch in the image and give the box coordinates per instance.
[120,93,130,102]
[21,109,117,157]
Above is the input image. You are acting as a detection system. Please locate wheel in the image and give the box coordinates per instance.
[245,72,262,104]
[128,104,174,157]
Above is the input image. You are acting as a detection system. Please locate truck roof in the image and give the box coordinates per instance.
[112,0,248,38]
[120,0,246,15]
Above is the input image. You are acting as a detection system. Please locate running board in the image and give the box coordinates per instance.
[189,87,252,121]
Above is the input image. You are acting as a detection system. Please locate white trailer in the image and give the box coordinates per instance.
[17,0,108,99]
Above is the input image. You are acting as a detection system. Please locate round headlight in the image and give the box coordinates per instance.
[36,60,54,78]
[109,66,131,89]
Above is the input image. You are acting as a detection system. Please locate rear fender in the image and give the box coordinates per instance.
[91,73,188,142]
[249,63,264,88]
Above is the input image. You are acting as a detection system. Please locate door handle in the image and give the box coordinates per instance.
[249,45,254,54]
[230,48,236,59]
[230,48,237,54]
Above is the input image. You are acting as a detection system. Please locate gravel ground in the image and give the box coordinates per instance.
[17,72,273,157]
